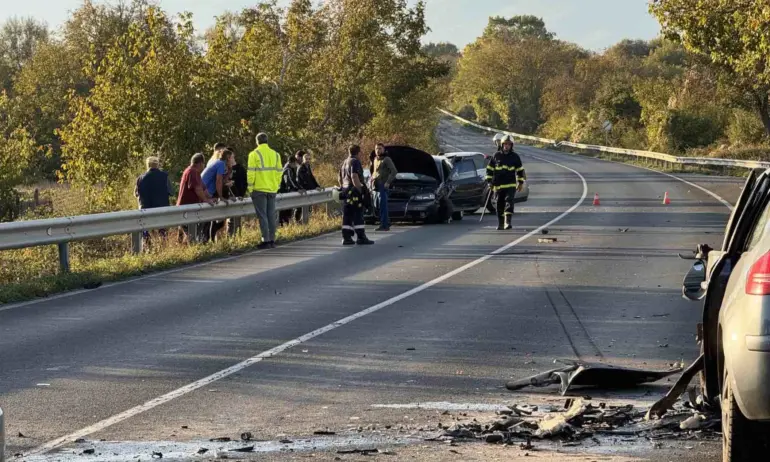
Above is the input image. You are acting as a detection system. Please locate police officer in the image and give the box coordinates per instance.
[339,144,374,246]
[486,134,526,230]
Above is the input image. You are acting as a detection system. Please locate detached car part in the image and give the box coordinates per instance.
[506,359,683,396]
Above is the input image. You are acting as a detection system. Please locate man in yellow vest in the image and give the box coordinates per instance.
[247,132,283,249]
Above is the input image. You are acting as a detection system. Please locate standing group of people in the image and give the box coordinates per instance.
[134,132,320,249]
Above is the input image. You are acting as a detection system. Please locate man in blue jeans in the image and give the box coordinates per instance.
[371,143,398,231]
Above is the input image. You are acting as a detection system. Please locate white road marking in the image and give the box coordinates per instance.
[27,156,588,457]
[372,402,511,412]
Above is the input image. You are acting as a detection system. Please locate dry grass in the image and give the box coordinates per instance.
[0,209,341,304]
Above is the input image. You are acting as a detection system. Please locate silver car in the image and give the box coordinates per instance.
[683,169,770,461]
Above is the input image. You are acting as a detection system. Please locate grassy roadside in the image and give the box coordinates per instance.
[0,210,340,305]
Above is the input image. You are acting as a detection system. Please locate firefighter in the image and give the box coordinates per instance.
[486,134,526,230]
[338,144,375,246]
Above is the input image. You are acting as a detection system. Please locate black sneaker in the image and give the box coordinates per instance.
[257,242,271,250]
[356,238,375,245]
[269,241,277,249]
[342,239,356,246]
[375,226,390,231]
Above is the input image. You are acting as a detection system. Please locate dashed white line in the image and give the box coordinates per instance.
[27,156,588,457]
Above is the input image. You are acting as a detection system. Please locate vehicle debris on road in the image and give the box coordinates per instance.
[425,397,720,449]
[505,359,682,395]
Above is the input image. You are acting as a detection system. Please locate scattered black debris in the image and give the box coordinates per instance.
[197,448,209,455]
[210,437,231,442]
[541,229,549,235]
[337,448,379,455]
[314,430,336,436]
[17,432,27,438]
[658,344,669,348]
[280,439,293,444]
[652,313,671,318]
[506,359,682,395]
[406,348,416,351]
[75,438,87,444]
[81,448,96,455]
[230,446,255,453]
[152,451,163,459]
[485,434,504,444]
[240,432,253,441]
[181,425,189,429]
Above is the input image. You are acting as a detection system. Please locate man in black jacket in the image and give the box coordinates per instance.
[279,155,303,226]
[486,135,526,230]
[296,150,322,223]
[135,156,174,246]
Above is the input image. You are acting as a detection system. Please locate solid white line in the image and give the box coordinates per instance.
[27,156,588,457]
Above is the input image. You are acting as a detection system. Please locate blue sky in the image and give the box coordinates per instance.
[0,0,661,51]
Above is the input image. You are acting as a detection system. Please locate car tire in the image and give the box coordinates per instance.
[722,371,770,461]
[452,211,464,221]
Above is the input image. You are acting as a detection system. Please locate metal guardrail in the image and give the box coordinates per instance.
[440,109,770,170]
[0,189,335,272]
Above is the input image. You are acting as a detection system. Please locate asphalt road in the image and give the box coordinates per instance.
[0,118,744,461]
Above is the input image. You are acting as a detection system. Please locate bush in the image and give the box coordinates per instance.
[667,110,723,152]
[0,186,20,222]
[457,105,477,120]
[727,109,767,146]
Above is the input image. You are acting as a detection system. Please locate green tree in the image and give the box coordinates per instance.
[483,15,554,41]
[0,17,49,91]
[650,0,770,136]
[60,6,209,208]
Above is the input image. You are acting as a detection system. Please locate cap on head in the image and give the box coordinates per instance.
[256,133,268,145]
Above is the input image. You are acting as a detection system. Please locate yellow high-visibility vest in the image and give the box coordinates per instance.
[247,144,283,193]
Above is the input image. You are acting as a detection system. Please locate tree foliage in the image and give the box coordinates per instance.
[650,0,770,136]
[0,0,447,213]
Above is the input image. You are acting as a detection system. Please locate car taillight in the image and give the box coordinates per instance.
[746,251,770,295]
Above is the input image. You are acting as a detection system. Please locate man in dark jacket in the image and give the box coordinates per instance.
[297,150,321,222]
[225,149,248,236]
[486,135,526,230]
[135,156,174,246]
[279,156,303,226]
[339,145,374,246]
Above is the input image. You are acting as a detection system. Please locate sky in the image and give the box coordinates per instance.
[0,0,661,51]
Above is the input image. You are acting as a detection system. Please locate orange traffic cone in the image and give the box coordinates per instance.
[663,192,671,205]
[593,193,600,206]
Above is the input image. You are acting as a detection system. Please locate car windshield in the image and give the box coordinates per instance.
[395,172,437,183]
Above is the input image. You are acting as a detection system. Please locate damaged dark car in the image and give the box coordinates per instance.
[365,146,455,224]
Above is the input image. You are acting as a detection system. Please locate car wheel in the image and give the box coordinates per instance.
[452,211,464,221]
[722,371,770,461]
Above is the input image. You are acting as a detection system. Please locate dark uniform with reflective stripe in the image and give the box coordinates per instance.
[486,149,526,229]
[339,156,368,243]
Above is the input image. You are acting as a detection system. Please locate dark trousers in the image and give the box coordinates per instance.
[342,189,366,241]
[496,188,516,223]
[376,182,390,229]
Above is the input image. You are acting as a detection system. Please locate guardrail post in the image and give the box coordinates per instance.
[57,242,70,273]
[301,206,310,225]
[189,223,199,244]
[131,232,143,254]
[1,406,5,462]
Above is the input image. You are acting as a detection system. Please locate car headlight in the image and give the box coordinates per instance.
[412,193,436,201]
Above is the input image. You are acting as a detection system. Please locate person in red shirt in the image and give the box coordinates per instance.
[177,153,214,242]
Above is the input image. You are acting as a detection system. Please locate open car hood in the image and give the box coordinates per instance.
[370,146,441,182]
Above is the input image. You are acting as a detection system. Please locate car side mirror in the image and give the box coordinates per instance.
[683,260,707,301]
